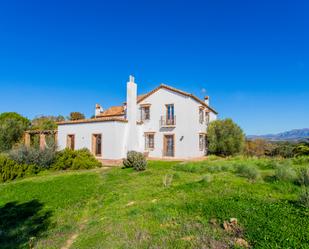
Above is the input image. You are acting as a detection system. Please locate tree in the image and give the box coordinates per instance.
[293,144,309,157]
[207,118,245,156]
[0,112,30,152]
[69,112,85,121]
[31,115,65,130]
[245,139,268,157]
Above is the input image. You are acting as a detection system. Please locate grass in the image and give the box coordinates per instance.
[0,158,309,248]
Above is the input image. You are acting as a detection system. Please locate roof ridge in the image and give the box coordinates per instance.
[137,83,218,114]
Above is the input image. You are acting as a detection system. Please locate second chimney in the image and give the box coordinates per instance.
[95,104,104,117]
[204,96,209,106]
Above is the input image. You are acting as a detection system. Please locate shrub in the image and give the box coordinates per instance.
[0,154,38,182]
[296,168,309,186]
[207,165,223,173]
[207,155,221,161]
[8,145,56,169]
[172,172,181,180]
[298,187,309,208]
[274,163,297,182]
[200,174,212,183]
[235,164,260,180]
[163,174,173,187]
[174,162,204,173]
[272,142,296,158]
[292,156,309,165]
[71,149,102,169]
[207,119,245,156]
[293,145,309,157]
[52,148,101,170]
[123,151,147,171]
[255,159,278,170]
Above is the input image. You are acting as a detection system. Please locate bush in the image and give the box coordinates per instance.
[292,156,309,165]
[174,162,204,173]
[272,142,296,158]
[298,187,309,208]
[296,168,309,186]
[200,174,212,183]
[254,159,278,170]
[0,154,38,182]
[207,155,222,161]
[293,145,309,157]
[123,151,147,171]
[8,145,56,169]
[52,148,101,170]
[235,164,260,180]
[274,163,297,182]
[207,165,223,173]
[207,119,245,156]
[71,149,102,169]
[163,174,173,187]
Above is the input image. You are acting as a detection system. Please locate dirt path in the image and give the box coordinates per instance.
[60,218,88,249]
[61,167,109,249]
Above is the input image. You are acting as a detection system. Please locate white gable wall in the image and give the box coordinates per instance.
[138,88,216,158]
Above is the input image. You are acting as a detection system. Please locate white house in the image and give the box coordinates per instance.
[57,76,218,159]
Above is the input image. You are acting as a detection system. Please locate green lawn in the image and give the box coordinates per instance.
[0,158,308,249]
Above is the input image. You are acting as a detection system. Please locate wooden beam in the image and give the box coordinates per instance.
[24,132,31,148]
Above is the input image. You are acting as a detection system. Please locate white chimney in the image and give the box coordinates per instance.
[204,96,209,106]
[95,104,104,117]
[126,75,138,151]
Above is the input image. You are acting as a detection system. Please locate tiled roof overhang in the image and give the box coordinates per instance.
[57,117,128,125]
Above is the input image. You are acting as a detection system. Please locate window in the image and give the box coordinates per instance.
[166,104,174,120]
[199,134,206,151]
[199,108,204,123]
[145,133,155,150]
[205,111,210,124]
[67,134,75,150]
[141,106,150,121]
[165,104,175,125]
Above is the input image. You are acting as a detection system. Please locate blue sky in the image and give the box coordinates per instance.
[0,0,308,135]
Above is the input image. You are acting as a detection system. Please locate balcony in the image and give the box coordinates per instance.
[160,115,176,127]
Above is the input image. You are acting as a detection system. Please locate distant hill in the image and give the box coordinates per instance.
[247,128,309,142]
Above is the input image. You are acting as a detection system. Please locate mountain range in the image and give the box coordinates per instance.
[247,128,309,142]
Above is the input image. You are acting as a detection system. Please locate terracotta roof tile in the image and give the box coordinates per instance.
[97,106,125,117]
[57,117,127,125]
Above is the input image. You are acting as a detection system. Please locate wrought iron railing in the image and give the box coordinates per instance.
[160,115,176,127]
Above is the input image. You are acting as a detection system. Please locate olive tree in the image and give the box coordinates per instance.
[31,115,65,130]
[0,112,30,152]
[207,118,245,156]
[69,112,85,121]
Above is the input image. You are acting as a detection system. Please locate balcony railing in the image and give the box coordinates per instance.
[160,115,176,127]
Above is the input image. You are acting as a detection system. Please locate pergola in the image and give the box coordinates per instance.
[24,130,57,150]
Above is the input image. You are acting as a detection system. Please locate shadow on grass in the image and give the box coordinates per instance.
[0,200,52,249]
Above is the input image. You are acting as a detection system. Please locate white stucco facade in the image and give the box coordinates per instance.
[57,76,217,160]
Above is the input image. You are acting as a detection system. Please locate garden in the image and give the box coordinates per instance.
[1,157,309,248]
